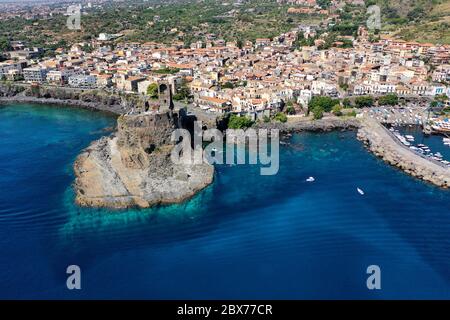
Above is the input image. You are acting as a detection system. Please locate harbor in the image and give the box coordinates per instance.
[387,125,450,167]
[357,116,450,189]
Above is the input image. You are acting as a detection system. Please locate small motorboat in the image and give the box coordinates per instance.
[357,188,365,195]
[306,177,315,182]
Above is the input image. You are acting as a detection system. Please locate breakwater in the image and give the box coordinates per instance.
[357,117,450,188]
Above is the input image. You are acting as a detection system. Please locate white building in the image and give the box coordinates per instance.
[68,74,97,88]
[47,69,79,85]
[0,61,24,79]
[23,67,48,83]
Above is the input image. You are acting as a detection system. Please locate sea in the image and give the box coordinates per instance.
[1,103,450,299]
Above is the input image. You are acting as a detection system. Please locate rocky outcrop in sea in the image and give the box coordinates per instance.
[74,110,214,209]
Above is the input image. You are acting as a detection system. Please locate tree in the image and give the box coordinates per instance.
[154,67,179,75]
[173,79,191,101]
[317,0,331,9]
[308,96,340,113]
[228,114,254,129]
[0,37,11,52]
[342,98,352,108]
[222,81,235,89]
[312,106,324,120]
[147,83,158,99]
[332,104,343,116]
[355,96,374,108]
[435,94,448,103]
[378,93,398,106]
[274,112,287,123]
[285,105,295,115]
[340,83,349,91]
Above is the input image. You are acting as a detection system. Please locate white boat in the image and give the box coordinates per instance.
[357,188,365,195]
[405,135,415,141]
[306,177,315,182]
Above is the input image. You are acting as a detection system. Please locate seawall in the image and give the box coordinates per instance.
[357,117,450,188]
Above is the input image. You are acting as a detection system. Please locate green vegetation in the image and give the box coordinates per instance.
[308,96,340,114]
[0,37,11,52]
[435,94,449,102]
[146,83,158,99]
[378,93,399,106]
[355,96,374,108]
[285,105,295,115]
[332,104,343,116]
[369,0,450,44]
[228,114,254,129]
[154,67,180,75]
[222,82,235,89]
[342,98,352,108]
[0,0,325,52]
[173,80,191,101]
[348,110,357,117]
[311,106,324,120]
[274,112,287,123]
[222,81,247,89]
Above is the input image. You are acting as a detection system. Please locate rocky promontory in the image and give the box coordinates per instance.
[74,110,214,209]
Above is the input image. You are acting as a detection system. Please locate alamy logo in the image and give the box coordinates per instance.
[171,121,280,176]
[367,5,381,31]
[66,5,81,30]
[366,265,381,290]
[66,265,81,290]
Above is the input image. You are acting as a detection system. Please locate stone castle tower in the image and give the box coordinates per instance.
[158,81,174,112]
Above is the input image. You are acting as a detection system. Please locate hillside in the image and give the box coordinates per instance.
[371,0,450,43]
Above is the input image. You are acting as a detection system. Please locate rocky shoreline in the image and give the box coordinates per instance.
[0,84,148,115]
[256,116,361,133]
[0,95,124,115]
[3,91,448,209]
[357,117,450,188]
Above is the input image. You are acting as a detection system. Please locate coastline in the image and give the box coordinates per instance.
[0,95,122,117]
[358,117,450,189]
[3,96,449,196]
[256,116,361,134]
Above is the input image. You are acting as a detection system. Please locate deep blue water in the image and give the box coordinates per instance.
[1,104,450,299]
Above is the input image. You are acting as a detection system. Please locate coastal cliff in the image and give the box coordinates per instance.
[358,117,450,188]
[74,111,214,209]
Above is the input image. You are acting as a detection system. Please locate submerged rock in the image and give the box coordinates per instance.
[74,111,214,209]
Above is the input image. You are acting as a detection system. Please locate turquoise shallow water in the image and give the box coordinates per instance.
[1,104,450,299]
